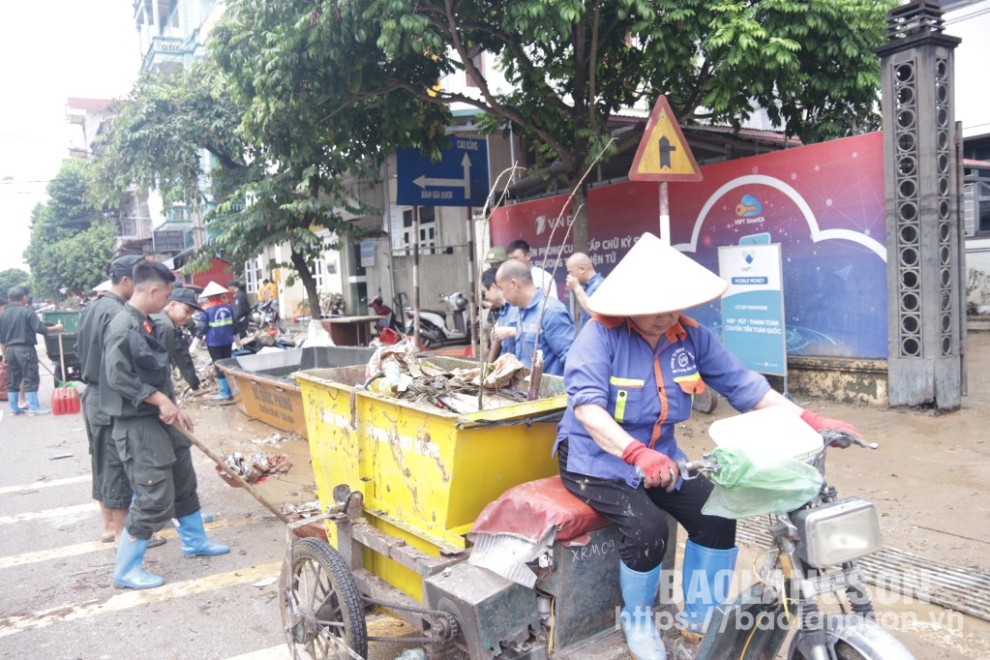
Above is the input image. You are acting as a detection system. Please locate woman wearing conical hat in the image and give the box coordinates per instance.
[195,281,235,401]
[553,233,860,659]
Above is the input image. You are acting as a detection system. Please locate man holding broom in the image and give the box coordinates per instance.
[102,260,229,590]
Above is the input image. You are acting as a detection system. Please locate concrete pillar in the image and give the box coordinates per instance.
[877,0,962,409]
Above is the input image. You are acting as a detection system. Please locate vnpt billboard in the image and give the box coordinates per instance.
[490,132,887,360]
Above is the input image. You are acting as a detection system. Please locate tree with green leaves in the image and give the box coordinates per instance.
[93,49,446,317]
[0,268,30,297]
[238,0,894,249]
[24,159,115,299]
[93,65,248,207]
[210,5,451,316]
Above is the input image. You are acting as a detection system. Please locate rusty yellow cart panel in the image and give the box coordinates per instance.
[296,357,566,601]
[217,346,375,438]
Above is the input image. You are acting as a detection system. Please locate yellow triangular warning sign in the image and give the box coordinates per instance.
[628,95,702,182]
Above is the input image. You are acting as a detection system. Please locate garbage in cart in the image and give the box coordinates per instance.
[362,341,532,412]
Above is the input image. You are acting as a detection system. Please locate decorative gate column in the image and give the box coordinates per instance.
[877,0,962,409]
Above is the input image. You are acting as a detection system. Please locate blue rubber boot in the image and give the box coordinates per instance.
[680,540,739,633]
[112,532,165,589]
[8,393,24,415]
[25,391,50,415]
[176,511,230,556]
[213,377,232,400]
[619,561,668,660]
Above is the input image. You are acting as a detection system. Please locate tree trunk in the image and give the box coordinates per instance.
[570,185,590,253]
[290,249,322,319]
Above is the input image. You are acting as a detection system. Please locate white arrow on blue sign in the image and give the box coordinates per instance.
[396,138,489,207]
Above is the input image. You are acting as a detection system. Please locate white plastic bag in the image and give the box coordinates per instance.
[303,319,334,347]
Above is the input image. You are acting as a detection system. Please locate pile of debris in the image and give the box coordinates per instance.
[175,358,224,404]
[218,451,293,485]
[363,343,532,414]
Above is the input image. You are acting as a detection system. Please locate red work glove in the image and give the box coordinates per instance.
[800,410,863,444]
[621,442,679,489]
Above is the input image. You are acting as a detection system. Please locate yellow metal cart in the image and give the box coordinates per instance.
[284,357,569,658]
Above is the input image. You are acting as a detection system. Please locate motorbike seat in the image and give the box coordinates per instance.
[421,308,447,320]
[472,476,612,546]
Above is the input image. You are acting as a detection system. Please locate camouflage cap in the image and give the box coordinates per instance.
[169,287,204,313]
[484,246,508,264]
[109,254,145,277]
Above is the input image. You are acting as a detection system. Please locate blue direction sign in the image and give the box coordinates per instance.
[396,138,489,207]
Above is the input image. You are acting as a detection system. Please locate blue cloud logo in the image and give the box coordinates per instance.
[735,194,763,217]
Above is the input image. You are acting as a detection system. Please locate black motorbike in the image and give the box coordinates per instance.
[249,299,286,334]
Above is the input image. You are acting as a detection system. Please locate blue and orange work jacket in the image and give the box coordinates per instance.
[196,302,235,348]
[555,315,770,488]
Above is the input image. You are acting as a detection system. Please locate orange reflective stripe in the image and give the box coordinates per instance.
[649,355,668,449]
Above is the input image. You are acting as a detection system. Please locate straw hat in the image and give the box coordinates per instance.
[586,232,727,316]
[93,279,112,293]
[200,281,229,298]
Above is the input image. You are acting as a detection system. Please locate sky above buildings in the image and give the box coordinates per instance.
[0,1,137,273]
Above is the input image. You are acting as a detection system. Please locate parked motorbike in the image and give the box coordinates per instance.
[404,291,471,348]
[238,300,291,354]
[250,299,286,334]
[236,325,295,354]
[674,430,914,660]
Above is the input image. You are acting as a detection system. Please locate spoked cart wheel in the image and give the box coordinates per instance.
[280,537,368,659]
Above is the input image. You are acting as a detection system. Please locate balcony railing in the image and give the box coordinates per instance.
[142,35,187,72]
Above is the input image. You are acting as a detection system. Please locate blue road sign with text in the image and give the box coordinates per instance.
[396,139,489,207]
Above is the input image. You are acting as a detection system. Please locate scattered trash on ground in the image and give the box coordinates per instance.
[250,432,303,445]
[217,452,293,485]
[50,453,73,460]
[251,575,278,588]
[281,500,322,519]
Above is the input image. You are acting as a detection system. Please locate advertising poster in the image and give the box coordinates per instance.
[718,244,786,376]
[490,132,887,360]
[486,194,574,299]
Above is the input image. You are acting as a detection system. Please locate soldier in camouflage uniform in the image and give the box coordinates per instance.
[151,288,203,392]
[0,285,63,415]
[103,261,228,590]
[77,255,148,545]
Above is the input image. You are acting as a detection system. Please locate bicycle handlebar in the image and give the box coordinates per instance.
[679,430,878,479]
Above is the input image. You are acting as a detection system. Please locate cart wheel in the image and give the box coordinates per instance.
[280,537,367,659]
[691,388,718,415]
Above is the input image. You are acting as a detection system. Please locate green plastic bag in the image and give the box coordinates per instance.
[701,447,823,519]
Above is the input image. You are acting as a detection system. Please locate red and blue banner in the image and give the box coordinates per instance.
[490,132,888,359]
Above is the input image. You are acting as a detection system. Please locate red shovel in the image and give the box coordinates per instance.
[52,333,80,415]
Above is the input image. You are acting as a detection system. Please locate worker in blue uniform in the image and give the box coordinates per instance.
[493,259,574,376]
[195,281,235,400]
[565,251,605,328]
[554,233,860,659]
[481,266,517,358]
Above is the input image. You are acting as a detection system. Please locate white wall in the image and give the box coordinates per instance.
[946,1,990,139]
